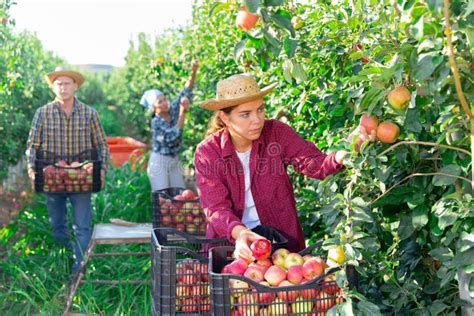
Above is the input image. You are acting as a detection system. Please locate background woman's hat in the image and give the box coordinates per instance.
[201,74,276,111]
[45,67,85,88]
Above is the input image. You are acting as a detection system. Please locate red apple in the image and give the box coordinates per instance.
[303,258,324,280]
[287,264,304,284]
[269,298,289,315]
[284,253,304,269]
[236,6,258,31]
[255,258,272,270]
[299,279,319,299]
[360,114,379,135]
[271,248,290,268]
[227,258,249,275]
[181,189,195,200]
[244,265,265,283]
[311,291,335,313]
[186,224,198,234]
[264,265,286,286]
[250,239,271,260]
[253,281,275,305]
[237,295,258,316]
[277,280,299,302]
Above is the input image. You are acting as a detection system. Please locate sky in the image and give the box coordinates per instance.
[10,0,194,67]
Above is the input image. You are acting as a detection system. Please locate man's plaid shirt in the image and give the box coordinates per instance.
[25,98,109,170]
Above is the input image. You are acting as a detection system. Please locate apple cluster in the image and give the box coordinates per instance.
[220,242,342,315]
[41,160,94,193]
[174,258,211,313]
[158,190,207,234]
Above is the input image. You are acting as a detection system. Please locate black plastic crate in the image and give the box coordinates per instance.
[151,227,230,315]
[209,243,358,316]
[34,149,102,193]
[151,187,206,234]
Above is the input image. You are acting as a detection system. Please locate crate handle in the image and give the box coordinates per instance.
[53,160,90,169]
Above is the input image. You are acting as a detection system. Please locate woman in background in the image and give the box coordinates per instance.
[140,60,198,191]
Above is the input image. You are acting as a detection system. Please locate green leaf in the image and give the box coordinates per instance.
[453,248,474,267]
[432,164,462,186]
[429,301,448,315]
[262,29,279,48]
[244,0,260,13]
[270,11,295,37]
[399,214,415,240]
[429,247,454,262]
[359,87,385,113]
[404,109,423,133]
[460,25,474,49]
[426,0,443,14]
[209,2,231,16]
[234,39,248,61]
[464,0,474,17]
[358,300,382,316]
[412,207,429,229]
[282,59,292,83]
[283,37,298,58]
[413,53,444,81]
[263,0,285,6]
[340,301,355,316]
[423,280,440,294]
[291,62,307,83]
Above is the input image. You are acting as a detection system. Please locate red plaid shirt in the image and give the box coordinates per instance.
[194,119,344,252]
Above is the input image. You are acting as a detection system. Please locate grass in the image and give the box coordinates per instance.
[0,163,153,315]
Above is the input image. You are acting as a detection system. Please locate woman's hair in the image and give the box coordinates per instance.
[205,106,235,137]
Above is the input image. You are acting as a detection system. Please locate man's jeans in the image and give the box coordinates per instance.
[45,193,92,273]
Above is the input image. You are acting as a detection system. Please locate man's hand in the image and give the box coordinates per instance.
[28,168,35,190]
[100,169,105,189]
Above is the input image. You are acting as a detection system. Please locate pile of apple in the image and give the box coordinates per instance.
[42,160,94,192]
[220,240,342,315]
[158,189,207,234]
[174,258,211,313]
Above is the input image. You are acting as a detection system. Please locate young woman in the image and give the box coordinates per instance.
[141,61,198,191]
[194,74,365,261]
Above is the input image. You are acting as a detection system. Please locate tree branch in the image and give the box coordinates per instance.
[373,172,473,204]
[443,0,472,119]
[377,140,472,157]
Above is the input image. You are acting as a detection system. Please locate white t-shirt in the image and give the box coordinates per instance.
[236,149,261,229]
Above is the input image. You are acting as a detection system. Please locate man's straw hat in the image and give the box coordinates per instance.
[201,74,276,111]
[45,67,85,88]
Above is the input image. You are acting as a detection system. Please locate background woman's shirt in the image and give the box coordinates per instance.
[150,87,192,156]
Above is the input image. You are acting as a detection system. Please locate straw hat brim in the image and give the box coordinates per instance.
[201,83,277,111]
[45,70,85,88]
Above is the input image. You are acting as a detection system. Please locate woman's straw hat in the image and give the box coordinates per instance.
[201,74,276,111]
[45,67,85,88]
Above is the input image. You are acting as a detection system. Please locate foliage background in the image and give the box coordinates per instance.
[1,0,473,314]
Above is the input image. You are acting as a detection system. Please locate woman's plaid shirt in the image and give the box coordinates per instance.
[25,98,109,170]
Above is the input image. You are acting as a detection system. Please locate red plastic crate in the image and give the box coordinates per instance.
[106,136,146,168]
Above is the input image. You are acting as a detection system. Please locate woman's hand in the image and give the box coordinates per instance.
[347,125,377,152]
[335,150,347,164]
[233,227,268,262]
[179,96,190,114]
[191,60,199,73]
